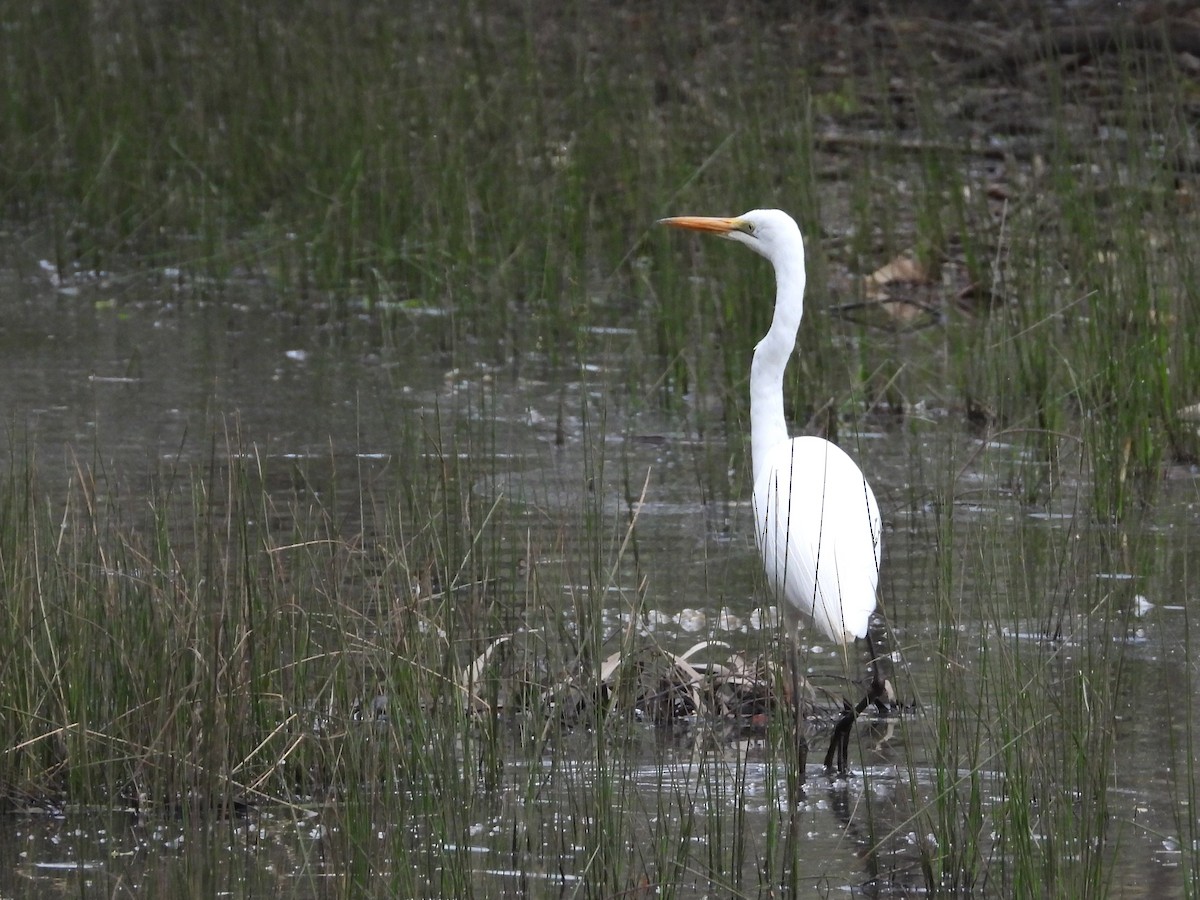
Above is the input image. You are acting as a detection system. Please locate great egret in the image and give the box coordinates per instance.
[661,208,887,775]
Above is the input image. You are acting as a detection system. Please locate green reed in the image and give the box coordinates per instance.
[894,411,1199,897]
[8,2,1198,492]
[0,416,510,884]
[4,2,1200,895]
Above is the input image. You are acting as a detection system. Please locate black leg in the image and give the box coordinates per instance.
[789,642,808,785]
[795,720,809,779]
[823,703,851,773]
[823,694,871,773]
[824,630,896,775]
[865,631,895,714]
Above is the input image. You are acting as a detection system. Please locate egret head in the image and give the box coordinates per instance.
[659,208,803,267]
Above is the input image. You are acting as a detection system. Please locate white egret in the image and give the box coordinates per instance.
[661,209,888,775]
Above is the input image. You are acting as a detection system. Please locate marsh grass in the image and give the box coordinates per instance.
[4,1,1200,895]
[0,399,809,894]
[7,2,1199,484]
[891,416,1200,897]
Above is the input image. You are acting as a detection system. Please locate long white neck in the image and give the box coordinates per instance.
[750,253,805,482]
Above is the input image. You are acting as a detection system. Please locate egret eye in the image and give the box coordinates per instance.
[742,221,755,233]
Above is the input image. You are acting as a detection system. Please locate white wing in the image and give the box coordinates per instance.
[753,435,881,644]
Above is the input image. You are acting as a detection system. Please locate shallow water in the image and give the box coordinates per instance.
[1,248,1197,896]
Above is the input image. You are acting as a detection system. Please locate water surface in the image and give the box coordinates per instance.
[1,245,1196,897]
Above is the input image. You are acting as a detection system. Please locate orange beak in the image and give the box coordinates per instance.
[658,215,743,235]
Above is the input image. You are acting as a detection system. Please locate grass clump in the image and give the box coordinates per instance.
[0,408,809,894]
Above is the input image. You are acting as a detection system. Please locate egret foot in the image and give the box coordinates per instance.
[823,697,866,775]
[822,642,896,775]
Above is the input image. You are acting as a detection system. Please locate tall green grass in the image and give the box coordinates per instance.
[1,393,804,894]
[0,406,545,880]
[887,408,1200,898]
[5,3,1199,498]
[3,1,1200,895]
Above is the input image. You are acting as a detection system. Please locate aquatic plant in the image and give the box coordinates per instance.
[1,1,1198,895]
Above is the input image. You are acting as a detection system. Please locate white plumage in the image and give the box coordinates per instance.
[661,209,881,646]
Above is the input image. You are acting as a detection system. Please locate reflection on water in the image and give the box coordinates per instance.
[0,256,1196,896]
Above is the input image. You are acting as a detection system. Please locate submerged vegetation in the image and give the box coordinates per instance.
[1,0,1199,895]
